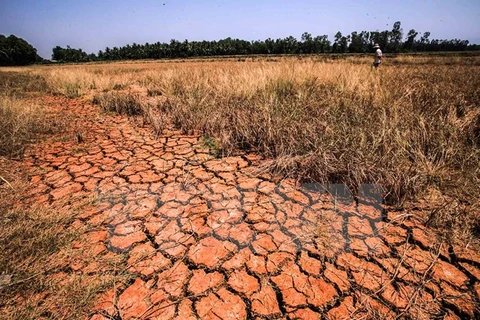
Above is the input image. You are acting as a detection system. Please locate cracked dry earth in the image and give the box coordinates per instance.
[21,96,480,319]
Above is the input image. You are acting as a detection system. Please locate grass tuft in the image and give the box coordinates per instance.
[93,92,144,116]
[0,96,50,157]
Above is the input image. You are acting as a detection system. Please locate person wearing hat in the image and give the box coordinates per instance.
[373,43,382,68]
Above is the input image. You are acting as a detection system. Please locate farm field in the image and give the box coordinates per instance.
[1,54,479,319]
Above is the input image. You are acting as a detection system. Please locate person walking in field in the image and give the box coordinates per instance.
[373,43,382,68]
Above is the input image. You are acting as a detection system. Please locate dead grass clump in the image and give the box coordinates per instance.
[425,198,480,245]
[147,87,163,97]
[141,104,167,135]
[93,92,144,116]
[43,69,91,98]
[0,96,50,157]
[0,72,64,158]
[62,82,83,98]
[93,89,168,134]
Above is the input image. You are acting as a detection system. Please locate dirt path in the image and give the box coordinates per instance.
[23,97,479,319]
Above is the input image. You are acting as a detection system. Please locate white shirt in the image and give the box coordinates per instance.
[375,49,382,63]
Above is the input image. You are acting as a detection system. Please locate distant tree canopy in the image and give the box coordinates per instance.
[0,34,42,66]
[51,21,478,62]
[52,45,91,62]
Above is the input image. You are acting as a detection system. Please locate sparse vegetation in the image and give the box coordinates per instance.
[202,136,223,158]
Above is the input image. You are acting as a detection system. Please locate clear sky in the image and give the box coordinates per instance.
[1,0,479,59]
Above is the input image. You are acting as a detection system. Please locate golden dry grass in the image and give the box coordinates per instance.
[0,96,48,157]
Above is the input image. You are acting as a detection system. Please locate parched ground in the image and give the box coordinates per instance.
[20,97,480,319]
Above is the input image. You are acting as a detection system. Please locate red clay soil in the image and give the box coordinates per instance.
[21,97,480,319]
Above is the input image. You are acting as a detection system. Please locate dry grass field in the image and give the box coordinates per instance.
[1,54,479,319]
[15,54,479,230]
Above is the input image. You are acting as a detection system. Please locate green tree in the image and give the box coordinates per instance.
[403,29,418,51]
[420,32,431,51]
[283,36,298,54]
[0,34,40,66]
[52,45,90,62]
[301,32,314,53]
[313,35,330,53]
[333,32,349,53]
[388,21,403,52]
[349,31,364,53]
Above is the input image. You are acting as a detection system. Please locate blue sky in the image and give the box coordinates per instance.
[1,0,479,59]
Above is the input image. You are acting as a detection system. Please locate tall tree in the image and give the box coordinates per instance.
[389,21,403,52]
[349,32,364,53]
[0,34,40,66]
[301,32,314,53]
[333,32,350,53]
[404,29,418,51]
[420,32,431,51]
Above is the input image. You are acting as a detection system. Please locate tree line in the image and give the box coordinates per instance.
[1,21,479,65]
[56,22,477,62]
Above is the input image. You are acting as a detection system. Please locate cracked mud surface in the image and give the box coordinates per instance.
[23,97,480,319]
